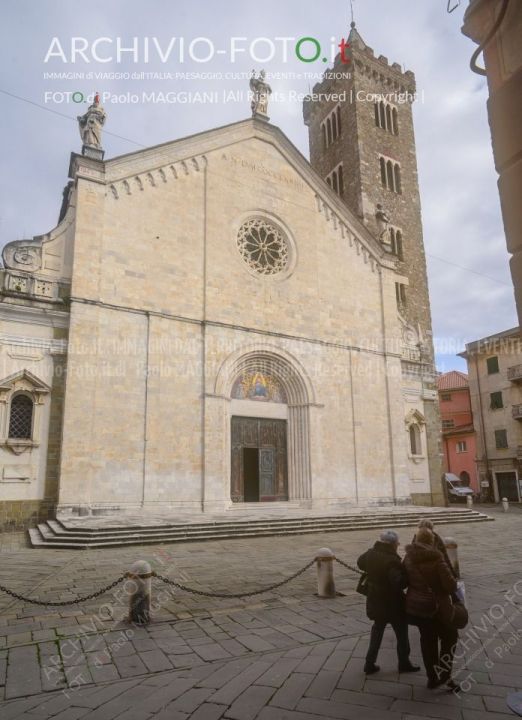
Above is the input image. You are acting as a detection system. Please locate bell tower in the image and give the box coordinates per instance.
[303,23,444,505]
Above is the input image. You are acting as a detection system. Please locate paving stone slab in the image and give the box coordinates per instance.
[208,661,273,705]
[189,703,227,720]
[6,645,42,699]
[297,696,403,719]
[269,673,315,710]
[225,684,275,720]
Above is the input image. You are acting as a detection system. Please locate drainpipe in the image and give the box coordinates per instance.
[201,160,208,513]
[474,353,491,499]
[141,312,151,508]
[349,349,359,504]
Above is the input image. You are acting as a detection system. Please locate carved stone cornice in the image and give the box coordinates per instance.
[0,300,70,329]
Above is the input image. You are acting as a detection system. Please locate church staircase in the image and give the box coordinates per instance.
[29,507,492,549]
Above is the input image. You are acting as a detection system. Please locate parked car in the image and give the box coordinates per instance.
[444,472,475,503]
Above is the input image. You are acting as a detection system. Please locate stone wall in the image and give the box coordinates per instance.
[0,499,55,532]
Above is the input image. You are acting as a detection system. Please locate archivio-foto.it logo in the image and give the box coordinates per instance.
[43,36,351,65]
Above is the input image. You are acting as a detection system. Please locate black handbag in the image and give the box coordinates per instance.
[449,599,469,630]
[356,572,369,596]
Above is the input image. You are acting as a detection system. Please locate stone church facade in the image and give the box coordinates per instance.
[0,25,443,529]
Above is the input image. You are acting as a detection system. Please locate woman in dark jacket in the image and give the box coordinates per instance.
[412,519,457,578]
[357,530,419,675]
[403,527,459,689]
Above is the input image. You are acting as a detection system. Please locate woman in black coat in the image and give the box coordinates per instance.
[412,519,457,578]
[357,530,419,675]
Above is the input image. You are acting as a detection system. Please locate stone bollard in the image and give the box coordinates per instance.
[466,495,473,508]
[444,538,460,579]
[502,497,509,512]
[127,560,153,625]
[316,548,336,598]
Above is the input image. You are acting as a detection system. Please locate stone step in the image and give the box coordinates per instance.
[51,508,484,536]
[29,510,493,549]
[46,510,487,540]
[226,501,304,511]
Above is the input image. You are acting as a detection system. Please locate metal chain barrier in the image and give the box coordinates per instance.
[0,575,126,607]
[334,557,363,575]
[0,555,363,607]
[154,559,316,599]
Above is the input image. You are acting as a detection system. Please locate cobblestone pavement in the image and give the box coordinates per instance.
[0,504,521,718]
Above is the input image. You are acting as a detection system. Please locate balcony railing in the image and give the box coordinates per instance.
[508,364,522,382]
[512,404,522,420]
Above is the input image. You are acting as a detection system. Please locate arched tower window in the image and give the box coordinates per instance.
[379,102,386,129]
[374,101,398,135]
[322,106,341,147]
[380,157,387,187]
[326,164,344,197]
[386,160,394,191]
[409,424,421,456]
[331,112,337,140]
[392,107,399,135]
[8,394,34,439]
[379,156,402,194]
[395,230,403,259]
[390,228,404,260]
[394,164,402,194]
[390,227,395,254]
[385,105,392,132]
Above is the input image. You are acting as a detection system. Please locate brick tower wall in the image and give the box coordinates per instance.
[304,34,444,505]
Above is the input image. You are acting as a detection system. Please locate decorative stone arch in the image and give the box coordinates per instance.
[0,369,50,454]
[214,344,315,502]
[405,409,426,427]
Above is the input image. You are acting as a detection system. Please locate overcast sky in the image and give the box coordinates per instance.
[0,0,516,372]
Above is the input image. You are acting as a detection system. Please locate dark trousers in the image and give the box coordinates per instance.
[416,619,458,681]
[365,619,411,667]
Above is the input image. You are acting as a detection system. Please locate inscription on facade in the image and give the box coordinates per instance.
[222,153,305,191]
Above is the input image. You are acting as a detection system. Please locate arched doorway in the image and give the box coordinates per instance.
[459,471,470,486]
[216,347,313,504]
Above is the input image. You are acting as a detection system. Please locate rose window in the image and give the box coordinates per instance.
[237,218,289,276]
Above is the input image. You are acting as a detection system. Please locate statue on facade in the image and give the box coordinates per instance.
[249,70,272,119]
[375,203,392,249]
[77,92,106,158]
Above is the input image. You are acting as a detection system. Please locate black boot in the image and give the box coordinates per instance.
[427,676,446,689]
[364,663,380,675]
[399,663,420,673]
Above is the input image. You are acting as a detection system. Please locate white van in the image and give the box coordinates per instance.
[444,473,475,502]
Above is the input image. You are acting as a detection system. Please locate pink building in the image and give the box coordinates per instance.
[437,371,479,492]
